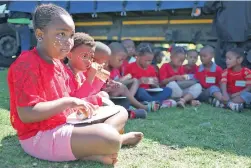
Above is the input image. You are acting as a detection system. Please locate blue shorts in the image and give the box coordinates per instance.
[240,91,251,104]
[208,85,221,96]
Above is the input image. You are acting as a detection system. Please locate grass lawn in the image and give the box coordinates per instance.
[1,69,251,168]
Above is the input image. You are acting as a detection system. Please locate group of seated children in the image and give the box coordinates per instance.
[107,40,251,112]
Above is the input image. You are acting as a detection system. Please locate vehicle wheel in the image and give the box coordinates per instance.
[0,35,18,58]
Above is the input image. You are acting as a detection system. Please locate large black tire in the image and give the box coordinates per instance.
[0,23,20,67]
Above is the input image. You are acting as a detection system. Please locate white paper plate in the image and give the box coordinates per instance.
[67,106,120,125]
[110,96,127,99]
[146,88,163,92]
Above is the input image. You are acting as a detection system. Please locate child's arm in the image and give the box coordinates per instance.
[220,70,230,102]
[17,97,95,123]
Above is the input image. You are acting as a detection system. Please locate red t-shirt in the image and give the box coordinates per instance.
[194,63,222,89]
[65,66,102,106]
[8,48,73,140]
[159,63,185,82]
[110,68,121,81]
[183,64,198,74]
[221,67,251,94]
[120,60,129,76]
[124,62,157,89]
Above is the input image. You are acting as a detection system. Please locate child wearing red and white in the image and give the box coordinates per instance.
[194,46,223,105]
[183,49,199,79]
[125,43,173,108]
[221,48,251,112]
[159,46,202,108]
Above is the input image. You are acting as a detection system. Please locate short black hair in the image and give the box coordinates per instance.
[227,47,246,58]
[153,48,163,58]
[72,32,95,50]
[136,42,154,56]
[200,45,215,56]
[187,49,198,56]
[33,3,71,30]
[109,42,127,56]
[171,46,186,56]
[95,41,111,55]
[121,39,134,44]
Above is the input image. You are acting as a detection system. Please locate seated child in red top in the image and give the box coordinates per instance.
[221,48,251,112]
[7,4,142,165]
[125,43,173,107]
[105,42,159,112]
[65,33,107,105]
[194,45,223,104]
[183,49,199,78]
[120,39,137,75]
[152,48,164,76]
[159,46,202,108]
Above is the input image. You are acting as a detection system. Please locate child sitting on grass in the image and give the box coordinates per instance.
[125,43,174,108]
[194,45,223,104]
[221,48,251,112]
[7,4,142,165]
[159,46,202,108]
[105,42,159,112]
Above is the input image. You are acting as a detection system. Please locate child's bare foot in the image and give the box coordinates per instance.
[190,100,201,106]
[82,153,118,165]
[122,132,143,146]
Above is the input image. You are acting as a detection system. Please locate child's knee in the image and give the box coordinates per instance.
[116,105,129,120]
[189,83,202,98]
[98,124,122,152]
[209,85,221,96]
[240,91,251,104]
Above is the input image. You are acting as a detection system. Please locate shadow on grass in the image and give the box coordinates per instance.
[125,104,251,157]
[0,135,114,168]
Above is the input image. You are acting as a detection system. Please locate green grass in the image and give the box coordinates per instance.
[1,69,251,168]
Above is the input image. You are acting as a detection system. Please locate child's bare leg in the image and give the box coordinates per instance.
[213,92,223,101]
[104,105,128,132]
[128,78,140,96]
[231,96,245,104]
[71,123,121,165]
[123,86,147,110]
[104,105,143,146]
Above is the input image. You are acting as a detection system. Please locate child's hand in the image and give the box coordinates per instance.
[175,75,186,81]
[71,98,99,118]
[222,93,230,103]
[140,77,149,84]
[231,92,240,98]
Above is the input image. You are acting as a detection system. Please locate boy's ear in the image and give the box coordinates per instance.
[237,57,244,64]
[35,28,44,41]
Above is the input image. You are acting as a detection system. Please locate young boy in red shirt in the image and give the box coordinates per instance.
[194,45,223,105]
[125,43,174,107]
[106,42,159,112]
[159,46,202,108]
[221,48,251,112]
[183,49,199,79]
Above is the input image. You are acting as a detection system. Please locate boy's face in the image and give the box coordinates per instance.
[94,50,110,65]
[138,53,154,69]
[226,51,242,68]
[109,51,127,69]
[69,44,94,72]
[200,49,213,65]
[187,51,198,65]
[122,40,135,57]
[171,53,185,67]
